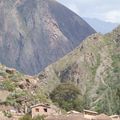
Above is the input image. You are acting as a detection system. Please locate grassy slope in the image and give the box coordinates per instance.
[0,64,51,112]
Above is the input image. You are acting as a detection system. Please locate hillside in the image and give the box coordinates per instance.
[38,26,120,115]
[0,0,95,75]
[0,26,119,116]
[0,64,51,114]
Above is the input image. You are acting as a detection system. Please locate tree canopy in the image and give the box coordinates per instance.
[50,83,85,111]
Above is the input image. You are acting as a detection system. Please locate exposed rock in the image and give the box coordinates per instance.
[5,68,16,74]
[0,90,10,102]
[0,0,95,75]
[0,76,4,81]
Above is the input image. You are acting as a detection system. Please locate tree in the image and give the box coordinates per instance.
[50,83,84,111]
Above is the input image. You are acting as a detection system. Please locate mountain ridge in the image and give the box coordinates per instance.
[0,0,95,75]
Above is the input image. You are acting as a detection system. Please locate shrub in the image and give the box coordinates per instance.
[3,111,12,118]
[2,80,16,91]
[50,83,84,111]
[19,114,32,120]
[33,115,45,120]
[19,115,45,120]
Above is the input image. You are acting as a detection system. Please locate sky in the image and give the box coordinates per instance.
[58,0,120,23]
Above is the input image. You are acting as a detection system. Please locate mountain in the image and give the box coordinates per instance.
[38,26,120,114]
[0,0,95,75]
[83,17,119,34]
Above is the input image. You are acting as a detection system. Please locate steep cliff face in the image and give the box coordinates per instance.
[0,0,95,75]
[38,26,120,114]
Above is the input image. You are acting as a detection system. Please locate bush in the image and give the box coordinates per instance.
[3,111,12,118]
[19,115,45,120]
[5,90,27,106]
[33,115,45,120]
[19,114,32,120]
[50,83,84,111]
[2,80,16,91]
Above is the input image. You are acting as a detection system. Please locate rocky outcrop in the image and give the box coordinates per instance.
[0,0,95,75]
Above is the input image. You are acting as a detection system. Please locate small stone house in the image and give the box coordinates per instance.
[84,109,98,120]
[31,104,59,118]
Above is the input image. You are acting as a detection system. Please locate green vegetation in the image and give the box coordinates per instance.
[95,86,120,115]
[33,115,45,120]
[19,115,45,120]
[112,54,120,73]
[5,90,27,107]
[33,89,50,103]
[94,52,120,115]
[8,72,24,82]
[0,71,7,78]
[50,83,85,112]
[91,54,100,76]
[19,114,32,120]
[3,111,12,118]
[2,80,16,91]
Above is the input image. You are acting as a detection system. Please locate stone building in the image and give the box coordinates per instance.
[31,104,60,118]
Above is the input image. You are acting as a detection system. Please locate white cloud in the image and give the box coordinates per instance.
[104,10,120,23]
[58,0,120,23]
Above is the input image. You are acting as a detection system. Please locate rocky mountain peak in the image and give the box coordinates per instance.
[0,0,95,75]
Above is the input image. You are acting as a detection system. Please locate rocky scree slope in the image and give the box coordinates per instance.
[0,0,95,75]
[38,26,120,114]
